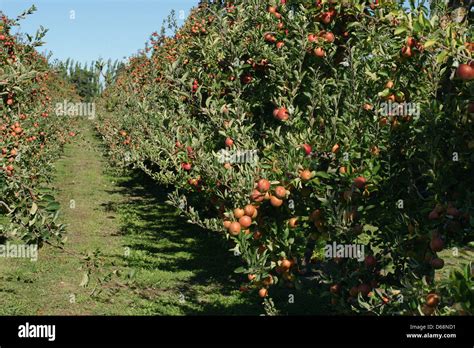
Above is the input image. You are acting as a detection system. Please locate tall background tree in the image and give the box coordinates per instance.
[54,58,123,101]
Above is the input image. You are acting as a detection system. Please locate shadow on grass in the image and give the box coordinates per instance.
[105,170,264,315]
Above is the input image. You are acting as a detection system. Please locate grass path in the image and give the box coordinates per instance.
[0,120,261,315]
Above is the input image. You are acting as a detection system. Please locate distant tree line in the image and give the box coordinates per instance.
[53,58,124,101]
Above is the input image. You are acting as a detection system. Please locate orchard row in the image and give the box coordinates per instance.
[0,12,78,245]
[94,0,471,314]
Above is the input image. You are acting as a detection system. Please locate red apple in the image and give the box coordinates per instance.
[181,162,192,171]
[302,143,312,155]
[364,255,376,268]
[257,179,271,192]
[456,63,474,81]
[354,176,367,189]
[225,137,234,147]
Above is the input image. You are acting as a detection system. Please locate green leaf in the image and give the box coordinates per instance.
[430,15,439,27]
[363,224,379,233]
[314,171,331,179]
[436,50,449,64]
[364,69,378,81]
[424,39,436,49]
[80,273,89,287]
[28,215,36,226]
[30,202,38,215]
[418,12,426,29]
[378,88,391,98]
[380,262,396,276]
[412,21,422,34]
[46,202,60,212]
[394,27,408,36]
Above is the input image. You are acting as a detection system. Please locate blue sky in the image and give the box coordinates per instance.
[0,0,198,64]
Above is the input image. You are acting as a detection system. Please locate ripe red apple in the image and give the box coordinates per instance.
[264,33,276,43]
[225,137,234,147]
[268,6,277,13]
[241,74,253,84]
[270,195,283,207]
[314,47,325,57]
[188,178,199,187]
[300,169,312,182]
[181,162,192,171]
[257,179,271,192]
[401,45,412,58]
[406,36,416,47]
[309,209,321,222]
[430,237,444,252]
[456,63,474,81]
[363,103,373,111]
[364,255,376,268]
[349,286,359,297]
[273,107,289,121]
[239,215,252,228]
[321,12,332,24]
[323,31,335,43]
[426,293,440,307]
[250,189,265,202]
[430,258,444,269]
[258,288,268,298]
[288,217,298,228]
[428,210,439,220]
[228,221,241,236]
[274,186,287,199]
[234,208,245,219]
[302,143,312,155]
[354,176,367,189]
[244,204,256,218]
[358,283,371,297]
[280,259,292,271]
